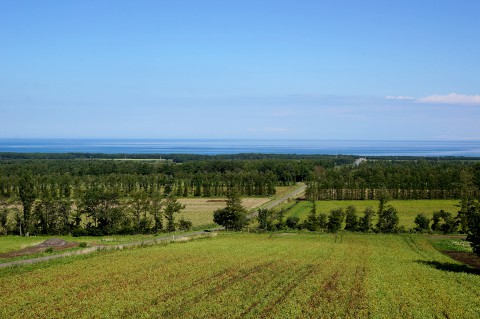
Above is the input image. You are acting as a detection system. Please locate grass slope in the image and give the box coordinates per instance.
[1,232,480,318]
[287,199,459,228]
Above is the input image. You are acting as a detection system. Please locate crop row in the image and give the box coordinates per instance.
[1,233,480,318]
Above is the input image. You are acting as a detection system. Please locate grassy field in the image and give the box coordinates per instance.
[0,234,169,257]
[178,197,270,227]
[286,199,460,228]
[1,232,479,318]
[0,236,48,254]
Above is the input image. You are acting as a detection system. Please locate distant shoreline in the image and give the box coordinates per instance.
[0,138,479,157]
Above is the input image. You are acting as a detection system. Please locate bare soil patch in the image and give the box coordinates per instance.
[444,251,480,269]
[0,238,78,258]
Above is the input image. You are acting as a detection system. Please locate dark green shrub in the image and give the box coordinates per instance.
[327,208,345,233]
[178,218,193,231]
[71,227,87,237]
[376,206,399,233]
[344,206,358,231]
[285,216,300,229]
[414,213,430,232]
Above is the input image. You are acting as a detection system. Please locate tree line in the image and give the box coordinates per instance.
[2,155,480,237]
[0,172,192,236]
[0,157,345,198]
[306,160,480,200]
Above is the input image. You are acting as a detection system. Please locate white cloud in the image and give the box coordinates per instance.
[416,93,480,105]
[385,95,415,100]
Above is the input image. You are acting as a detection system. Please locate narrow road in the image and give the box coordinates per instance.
[0,230,216,269]
[264,182,306,210]
[249,182,306,218]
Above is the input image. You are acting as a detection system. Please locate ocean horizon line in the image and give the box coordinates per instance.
[0,138,479,157]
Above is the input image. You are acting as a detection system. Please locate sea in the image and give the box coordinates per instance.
[0,139,480,157]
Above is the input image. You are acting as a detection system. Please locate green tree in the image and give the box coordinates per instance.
[164,196,186,232]
[213,190,248,231]
[344,205,358,231]
[431,210,456,234]
[257,208,269,230]
[0,207,8,235]
[318,213,328,230]
[376,206,399,233]
[327,208,345,233]
[80,186,123,235]
[275,210,286,230]
[358,207,375,232]
[464,199,480,256]
[18,172,36,236]
[149,193,164,233]
[33,193,56,235]
[178,218,193,231]
[129,190,150,233]
[414,213,430,232]
[286,216,300,229]
[303,201,320,231]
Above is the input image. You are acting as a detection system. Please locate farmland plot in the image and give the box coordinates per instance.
[177,197,270,227]
[1,232,480,318]
[286,199,459,228]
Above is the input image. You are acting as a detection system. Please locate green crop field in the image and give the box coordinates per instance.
[286,199,460,228]
[1,232,479,318]
[0,236,47,254]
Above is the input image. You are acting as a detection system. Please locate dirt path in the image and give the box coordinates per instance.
[0,230,217,269]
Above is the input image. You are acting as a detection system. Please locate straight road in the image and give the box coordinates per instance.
[249,182,306,218]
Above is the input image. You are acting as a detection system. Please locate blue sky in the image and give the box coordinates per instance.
[1,0,479,140]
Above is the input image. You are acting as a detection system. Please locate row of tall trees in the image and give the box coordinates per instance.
[306,160,480,200]
[0,171,277,199]
[256,202,393,233]
[0,175,188,236]
[0,157,342,187]
[2,157,479,201]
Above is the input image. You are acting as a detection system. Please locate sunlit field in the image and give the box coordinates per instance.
[1,232,479,318]
[177,197,271,227]
[285,199,459,228]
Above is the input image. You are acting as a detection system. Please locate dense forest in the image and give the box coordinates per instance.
[0,153,479,236]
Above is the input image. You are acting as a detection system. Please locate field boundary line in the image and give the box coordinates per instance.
[0,231,218,269]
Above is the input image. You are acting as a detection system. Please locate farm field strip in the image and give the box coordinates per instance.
[1,233,480,318]
[286,199,460,228]
[177,197,271,227]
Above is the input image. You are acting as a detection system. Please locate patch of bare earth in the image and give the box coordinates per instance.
[0,238,78,258]
[443,251,480,269]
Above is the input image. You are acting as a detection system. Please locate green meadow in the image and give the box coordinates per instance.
[285,199,460,228]
[1,232,479,318]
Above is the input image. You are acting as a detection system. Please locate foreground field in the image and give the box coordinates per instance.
[285,199,459,228]
[1,232,479,318]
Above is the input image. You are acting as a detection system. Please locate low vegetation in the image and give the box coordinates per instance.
[1,232,480,318]
[283,199,459,228]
